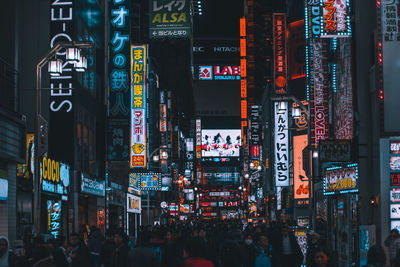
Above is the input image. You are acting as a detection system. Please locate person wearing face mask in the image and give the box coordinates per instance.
[240,233,257,267]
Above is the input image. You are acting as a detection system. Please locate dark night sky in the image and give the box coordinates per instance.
[193,0,242,38]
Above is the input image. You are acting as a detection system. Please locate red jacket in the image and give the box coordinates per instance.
[182,257,214,267]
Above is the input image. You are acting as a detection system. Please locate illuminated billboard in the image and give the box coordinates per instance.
[293,135,309,200]
[321,0,352,38]
[334,38,353,139]
[274,102,289,187]
[139,173,161,191]
[149,0,190,38]
[198,65,240,80]
[130,45,147,168]
[47,200,62,238]
[323,163,358,195]
[273,14,287,95]
[309,39,329,147]
[201,130,241,157]
[40,157,70,195]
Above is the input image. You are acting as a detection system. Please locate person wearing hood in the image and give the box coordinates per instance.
[0,236,14,267]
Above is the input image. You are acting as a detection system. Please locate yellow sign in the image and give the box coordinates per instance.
[42,156,60,183]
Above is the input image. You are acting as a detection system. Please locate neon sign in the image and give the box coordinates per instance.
[130,45,147,168]
[321,0,352,38]
[47,200,62,238]
[273,14,287,94]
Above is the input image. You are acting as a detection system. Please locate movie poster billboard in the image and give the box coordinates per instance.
[201,130,241,157]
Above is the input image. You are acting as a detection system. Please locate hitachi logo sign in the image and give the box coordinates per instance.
[213,47,239,52]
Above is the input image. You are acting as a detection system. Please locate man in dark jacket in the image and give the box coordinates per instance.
[276,226,304,267]
[128,230,160,267]
[67,233,92,267]
[87,226,105,267]
[111,229,130,267]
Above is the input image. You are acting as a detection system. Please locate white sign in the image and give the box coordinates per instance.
[127,193,141,214]
[391,188,400,203]
[391,220,400,232]
[391,204,400,219]
[274,102,289,187]
[382,0,399,41]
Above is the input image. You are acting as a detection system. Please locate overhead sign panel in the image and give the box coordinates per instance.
[323,164,359,195]
[149,0,191,39]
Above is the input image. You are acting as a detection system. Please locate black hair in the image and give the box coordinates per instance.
[184,237,208,258]
[367,245,386,265]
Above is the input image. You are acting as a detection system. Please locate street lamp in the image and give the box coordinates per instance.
[34,41,93,235]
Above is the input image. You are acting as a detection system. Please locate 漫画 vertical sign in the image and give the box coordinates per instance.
[130,45,147,168]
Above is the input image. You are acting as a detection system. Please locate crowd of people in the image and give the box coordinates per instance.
[0,220,392,267]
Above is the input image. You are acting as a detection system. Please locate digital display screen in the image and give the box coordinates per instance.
[201,129,241,157]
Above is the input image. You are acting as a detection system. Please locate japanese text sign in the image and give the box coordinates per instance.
[382,0,400,41]
[273,14,287,94]
[321,0,352,38]
[47,200,62,239]
[323,164,358,195]
[130,45,147,168]
[274,102,289,187]
[108,0,131,161]
[294,135,309,199]
[149,0,191,39]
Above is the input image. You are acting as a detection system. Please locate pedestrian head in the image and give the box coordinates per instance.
[114,229,127,246]
[183,237,207,259]
[243,233,253,246]
[254,232,269,250]
[313,247,334,267]
[69,233,80,247]
[391,228,400,238]
[0,236,8,257]
[367,245,386,265]
[198,228,207,239]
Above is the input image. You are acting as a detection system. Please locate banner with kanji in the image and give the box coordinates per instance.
[130,45,147,168]
[107,0,131,161]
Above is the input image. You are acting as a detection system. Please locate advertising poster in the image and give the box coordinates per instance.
[321,0,352,38]
[391,188,400,202]
[127,193,141,213]
[139,173,161,190]
[309,39,329,147]
[149,0,191,39]
[274,102,289,187]
[324,164,358,194]
[391,204,400,219]
[381,0,400,41]
[295,230,308,256]
[334,38,353,139]
[293,135,309,200]
[390,156,400,171]
[130,45,147,168]
[273,14,287,94]
[201,130,241,157]
[47,200,62,238]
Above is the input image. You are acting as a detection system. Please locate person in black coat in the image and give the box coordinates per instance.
[111,229,130,267]
[275,225,304,267]
[128,230,160,267]
[67,233,92,267]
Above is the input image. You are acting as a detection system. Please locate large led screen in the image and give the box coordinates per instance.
[201,130,241,157]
